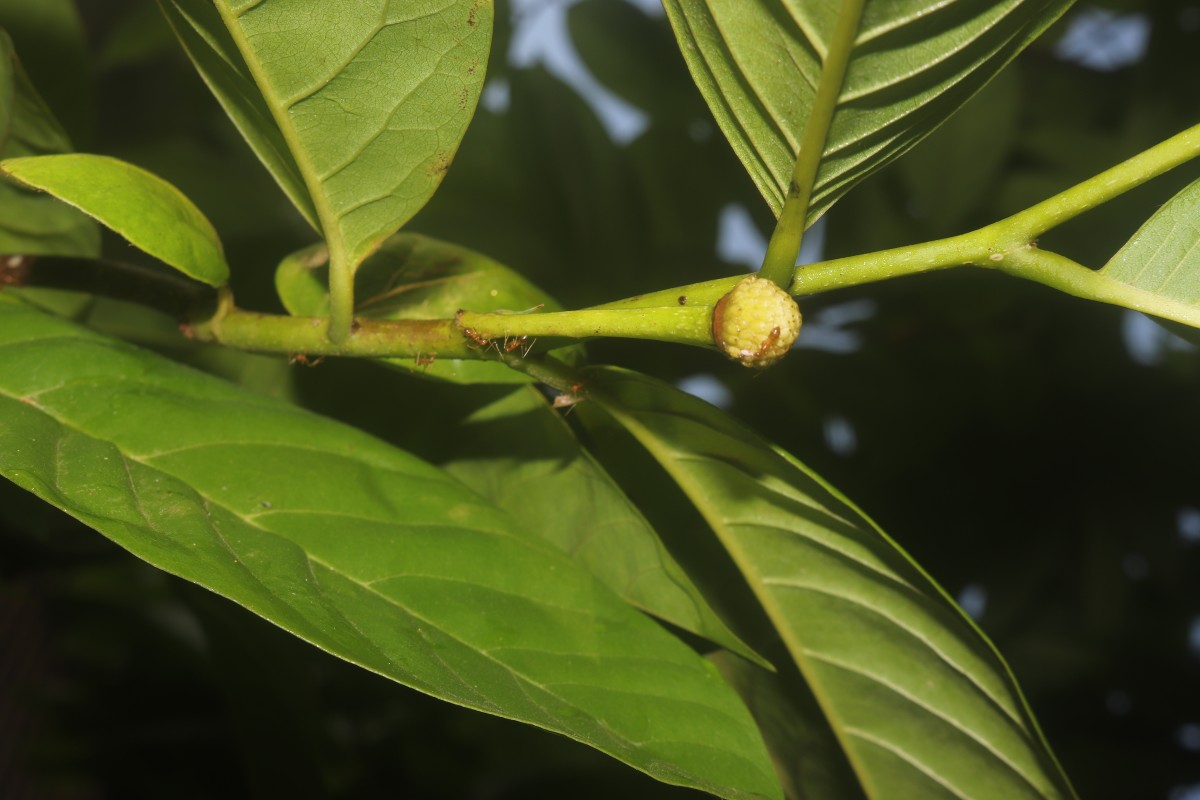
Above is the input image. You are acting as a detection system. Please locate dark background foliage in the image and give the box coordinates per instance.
[1,1,1198,797]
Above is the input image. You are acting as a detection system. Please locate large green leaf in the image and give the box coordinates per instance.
[710,650,865,799]
[0,296,781,800]
[207,0,491,270]
[587,367,1075,799]
[275,233,575,384]
[662,0,1072,221]
[1101,175,1200,324]
[442,386,766,666]
[0,31,98,257]
[156,0,319,230]
[1,153,229,287]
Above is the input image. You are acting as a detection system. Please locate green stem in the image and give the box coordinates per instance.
[213,3,354,345]
[602,122,1200,310]
[189,305,472,358]
[995,246,1200,328]
[15,123,1200,363]
[326,247,355,344]
[495,352,583,394]
[185,303,717,359]
[596,230,983,311]
[457,306,714,347]
[997,122,1200,241]
[758,0,866,289]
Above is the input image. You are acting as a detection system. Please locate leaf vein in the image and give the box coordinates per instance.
[805,650,1046,793]
[760,576,1021,727]
[843,726,973,799]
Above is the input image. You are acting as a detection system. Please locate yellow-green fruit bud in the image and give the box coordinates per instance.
[712,275,802,368]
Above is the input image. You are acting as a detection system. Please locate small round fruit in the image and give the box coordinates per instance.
[712,275,801,368]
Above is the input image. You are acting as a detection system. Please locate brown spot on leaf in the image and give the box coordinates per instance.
[426,151,453,177]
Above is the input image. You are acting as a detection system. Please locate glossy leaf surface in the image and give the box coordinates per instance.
[1,153,229,286]
[588,366,1075,799]
[443,386,765,665]
[662,0,1072,221]
[0,31,98,257]
[157,0,319,230]
[0,297,781,800]
[276,233,572,384]
[210,0,491,267]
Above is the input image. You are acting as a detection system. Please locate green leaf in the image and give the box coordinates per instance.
[587,367,1076,800]
[208,0,492,270]
[0,32,98,257]
[0,297,781,800]
[442,386,768,666]
[156,0,319,230]
[1,153,229,286]
[662,0,1072,221]
[276,232,576,384]
[710,650,865,799]
[1101,174,1200,325]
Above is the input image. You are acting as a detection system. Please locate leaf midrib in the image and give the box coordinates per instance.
[213,1,347,265]
[801,649,1038,793]
[680,447,1035,731]
[602,398,878,794]
[602,390,1062,799]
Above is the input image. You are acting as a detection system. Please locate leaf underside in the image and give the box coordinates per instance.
[210,0,493,266]
[0,296,782,800]
[662,0,1073,223]
[1102,175,1200,310]
[588,366,1075,800]
[157,0,320,230]
[442,386,767,666]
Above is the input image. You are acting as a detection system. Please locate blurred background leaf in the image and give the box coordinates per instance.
[0,31,99,257]
[0,0,91,141]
